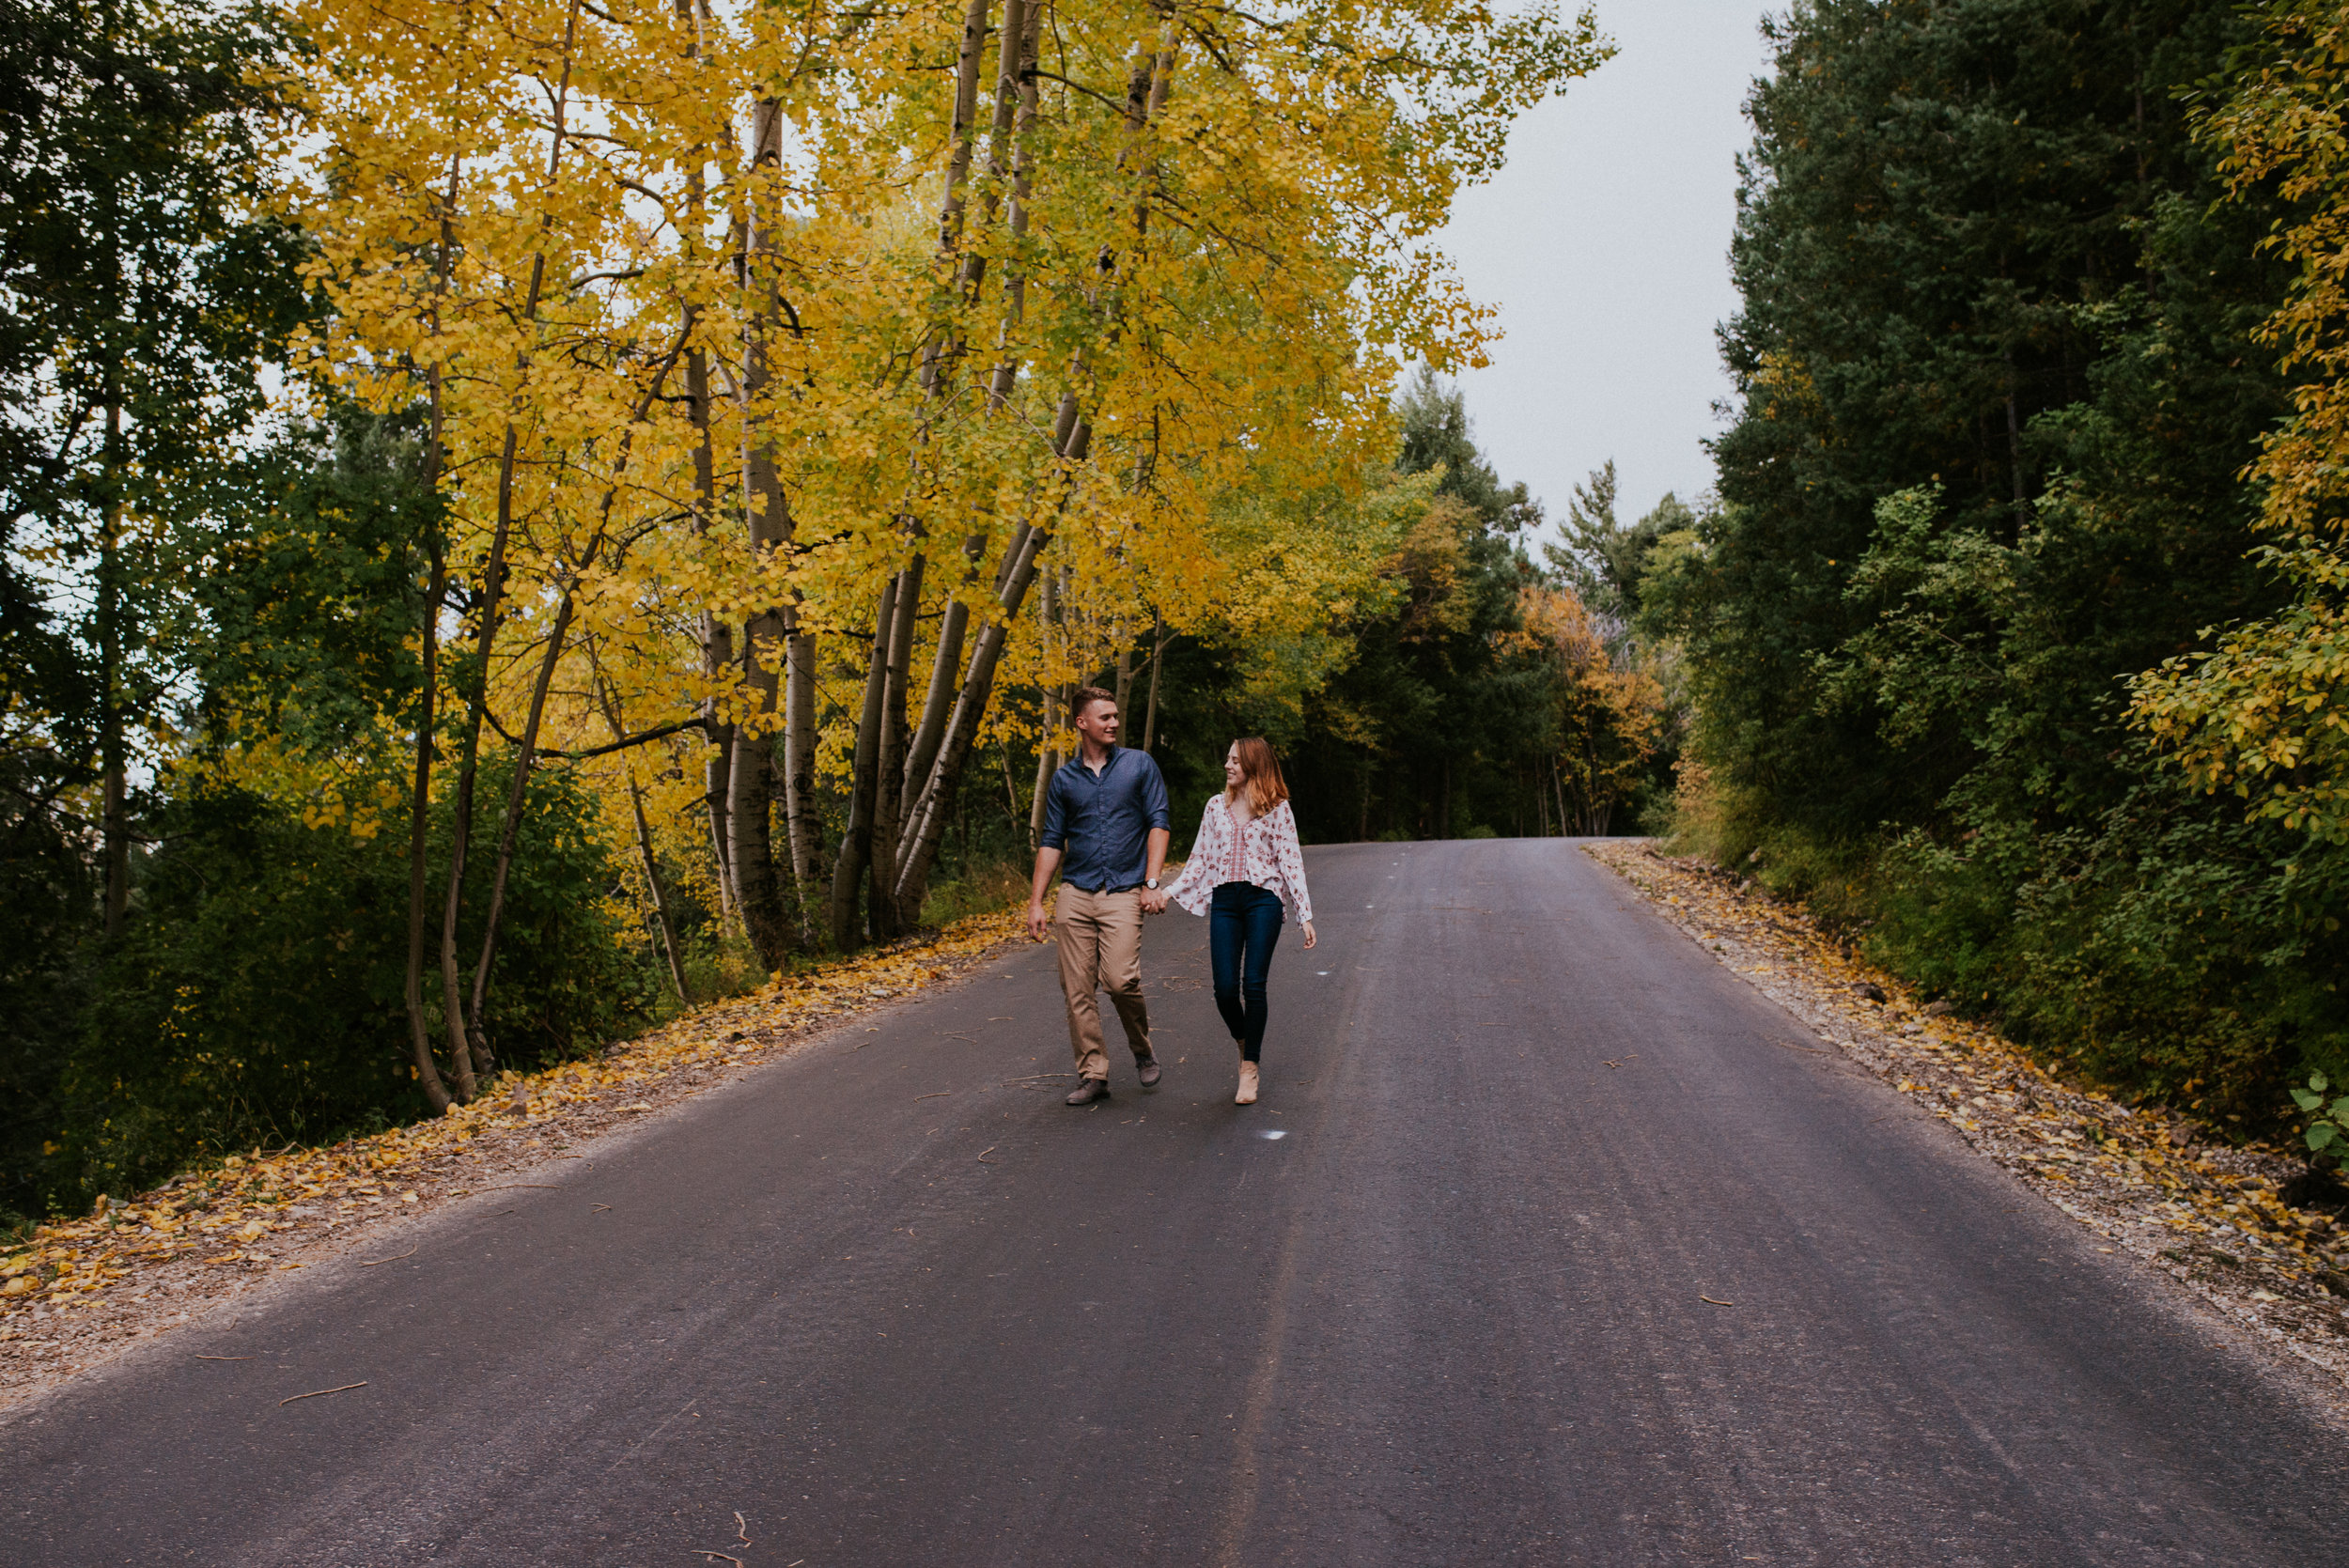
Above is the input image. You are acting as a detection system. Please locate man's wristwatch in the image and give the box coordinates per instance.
[1144,877,1161,891]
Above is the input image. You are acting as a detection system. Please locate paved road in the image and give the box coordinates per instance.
[8,839,2345,1564]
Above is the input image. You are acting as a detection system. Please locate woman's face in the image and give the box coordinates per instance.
[1223,745,1244,791]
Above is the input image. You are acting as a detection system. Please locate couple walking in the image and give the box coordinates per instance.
[1025,686,1316,1107]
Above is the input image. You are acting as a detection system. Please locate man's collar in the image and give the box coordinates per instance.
[1078,740,1118,773]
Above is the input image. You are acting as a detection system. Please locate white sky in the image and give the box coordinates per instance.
[1434,0,1777,533]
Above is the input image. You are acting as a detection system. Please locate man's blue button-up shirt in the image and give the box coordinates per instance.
[1038,745,1172,891]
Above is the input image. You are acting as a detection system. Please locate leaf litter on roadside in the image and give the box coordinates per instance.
[0,903,1025,1402]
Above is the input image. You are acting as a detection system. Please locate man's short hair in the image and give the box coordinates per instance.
[1068,685,1117,722]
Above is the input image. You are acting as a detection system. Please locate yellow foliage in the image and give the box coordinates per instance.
[2130,4,2349,840]
[258,0,1609,832]
[1514,583,1664,833]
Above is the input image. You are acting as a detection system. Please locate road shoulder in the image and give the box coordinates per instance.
[0,906,1025,1419]
[1584,837,2349,1421]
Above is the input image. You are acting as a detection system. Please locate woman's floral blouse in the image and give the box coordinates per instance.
[1165,794,1314,924]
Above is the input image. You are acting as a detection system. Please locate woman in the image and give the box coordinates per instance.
[1165,737,1315,1105]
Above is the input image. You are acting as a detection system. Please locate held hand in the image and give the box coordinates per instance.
[1140,888,1169,915]
[1026,902,1050,942]
[1300,921,1317,950]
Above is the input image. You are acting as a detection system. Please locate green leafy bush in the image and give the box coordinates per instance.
[54,762,652,1207]
[2293,1073,2349,1159]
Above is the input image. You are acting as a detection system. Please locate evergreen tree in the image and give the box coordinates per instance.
[1653,0,2346,1122]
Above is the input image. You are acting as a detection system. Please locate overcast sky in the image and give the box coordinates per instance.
[1432,0,1777,535]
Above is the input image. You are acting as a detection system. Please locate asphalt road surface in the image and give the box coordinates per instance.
[8,838,2345,1565]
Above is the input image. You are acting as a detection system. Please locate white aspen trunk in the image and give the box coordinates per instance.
[1026,567,1063,846]
[894,5,1170,910]
[892,396,1089,908]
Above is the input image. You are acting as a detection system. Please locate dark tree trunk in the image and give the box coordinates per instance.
[782,618,820,929]
[403,530,453,1111]
[688,342,737,931]
[1141,614,1165,753]
[870,559,924,939]
[728,629,790,970]
[463,590,575,1072]
[830,577,900,949]
[98,399,127,938]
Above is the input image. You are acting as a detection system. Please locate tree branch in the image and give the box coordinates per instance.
[483,709,705,759]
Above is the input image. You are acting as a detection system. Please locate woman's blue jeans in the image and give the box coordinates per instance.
[1209,882,1284,1063]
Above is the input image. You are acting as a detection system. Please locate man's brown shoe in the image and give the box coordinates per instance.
[1065,1077,1111,1106]
[1137,1053,1162,1089]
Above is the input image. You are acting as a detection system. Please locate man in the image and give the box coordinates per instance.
[1027,686,1173,1106]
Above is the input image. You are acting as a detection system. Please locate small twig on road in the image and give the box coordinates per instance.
[915,1092,952,1100]
[939,1032,976,1042]
[474,1184,562,1192]
[977,1146,998,1163]
[693,1553,745,1566]
[279,1382,366,1405]
[1700,1296,1736,1307]
[358,1247,416,1266]
[1000,1074,1067,1083]
[194,1355,252,1361]
[592,1203,613,1212]
[736,1510,753,1546]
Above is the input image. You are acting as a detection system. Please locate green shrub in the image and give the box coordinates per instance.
[54,761,653,1206]
[919,854,1029,928]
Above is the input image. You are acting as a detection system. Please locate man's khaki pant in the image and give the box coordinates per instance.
[1054,883,1153,1081]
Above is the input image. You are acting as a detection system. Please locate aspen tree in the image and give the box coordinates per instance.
[291,0,1608,983]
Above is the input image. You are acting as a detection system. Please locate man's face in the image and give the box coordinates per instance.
[1073,698,1119,748]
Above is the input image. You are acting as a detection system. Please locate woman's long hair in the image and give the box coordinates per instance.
[1227,737,1290,815]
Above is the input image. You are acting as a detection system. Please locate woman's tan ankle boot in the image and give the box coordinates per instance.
[1236,1061,1259,1105]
